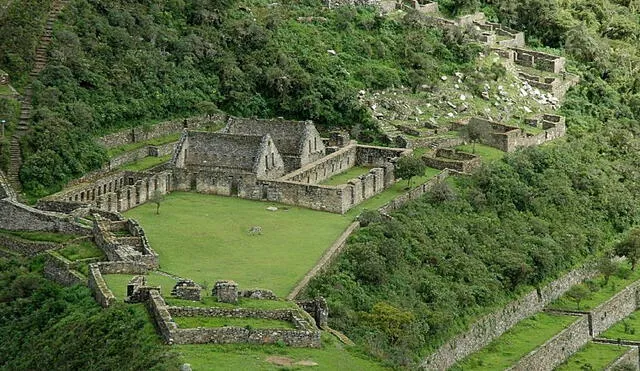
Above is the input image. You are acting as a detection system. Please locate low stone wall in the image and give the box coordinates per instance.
[168,306,294,321]
[422,149,481,173]
[420,265,597,370]
[43,251,85,286]
[171,326,321,347]
[378,170,449,215]
[281,143,358,184]
[108,142,176,169]
[511,47,566,74]
[509,315,591,371]
[605,346,639,371]
[88,261,151,308]
[147,289,179,341]
[0,233,58,256]
[468,117,566,152]
[288,221,360,300]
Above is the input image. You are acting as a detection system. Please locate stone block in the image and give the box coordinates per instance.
[214,280,239,303]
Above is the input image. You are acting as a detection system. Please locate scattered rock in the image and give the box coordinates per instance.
[180,364,192,371]
[459,94,466,101]
[441,76,447,81]
[523,106,532,113]
[248,226,263,235]
[327,49,337,55]
[296,360,319,366]
[267,357,294,366]
[266,206,278,211]
[446,101,456,109]
[481,91,490,100]
[454,84,460,89]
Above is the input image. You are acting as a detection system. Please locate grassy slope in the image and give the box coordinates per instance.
[556,342,628,371]
[118,155,171,172]
[103,272,178,299]
[548,263,640,311]
[176,333,388,371]
[321,166,372,186]
[602,311,640,341]
[124,192,351,297]
[452,313,577,370]
[57,240,105,261]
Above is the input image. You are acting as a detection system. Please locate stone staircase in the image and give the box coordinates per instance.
[7,0,68,192]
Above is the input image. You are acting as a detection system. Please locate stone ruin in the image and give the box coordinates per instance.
[125,275,160,303]
[213,280,278,303]
[296,297,329,328]
[214,280,239,303]
[171,279,202,301]
[0,70,8,85]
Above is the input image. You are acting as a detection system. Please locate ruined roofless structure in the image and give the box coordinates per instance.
[222,118,326,172]
[173,131,285,180]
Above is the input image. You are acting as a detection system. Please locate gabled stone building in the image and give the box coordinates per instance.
[222,118,326,172]
[172,131,284,197]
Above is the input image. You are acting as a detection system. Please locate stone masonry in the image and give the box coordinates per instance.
[214,280,239,303]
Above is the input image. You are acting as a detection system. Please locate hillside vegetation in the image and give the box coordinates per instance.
[2,0,481,196]
[304,0,640,367]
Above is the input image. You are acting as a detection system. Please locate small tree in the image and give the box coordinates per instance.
[395,156,426,188]
[196,101,219,119]
[566,284,591,310]
[597,256,618,286]
[462,119,493,154]
[149,190,164,215]
[616,229,640,270]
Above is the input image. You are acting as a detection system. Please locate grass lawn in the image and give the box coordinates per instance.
[107,133,180,157]
[320,166,372,186]
[452,313,578,370]
[602,311,640,341]
[344,167,442,217]
[166,296,298,310]
[174,316,295,329]
[556,342,629,371]
[175,333,388,370]
[124,192,351,297]
[455,144,505,162]
[0,229,79,243]
[103,272,178,299]
[119,154,171,172]
[548,262,640,311]
[58,240,105,261]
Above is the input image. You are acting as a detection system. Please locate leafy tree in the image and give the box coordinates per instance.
[360,302,416,344]
[566,284,591,310]
[462,119,493,153]
[615,229,640,270]
[149,190,165,215]
[597,256,618,286]
[395,156,426,188]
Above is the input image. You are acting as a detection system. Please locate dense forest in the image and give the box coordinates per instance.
[304,0,640,366]
[0,256,178,370]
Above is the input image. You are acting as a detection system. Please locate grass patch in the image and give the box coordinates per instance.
[602,311,640,342]
[58,240,105,261]
[119,155,171,172]
[174,316,296,329]
[548,262,640,311]
[455,143,505,162]
[175,332,388,370]
[345,167,441,217]
[107,133,180,157]
[124,192,351,297]
[320,166,373,186]
[452,313,578,370]
[556,342,629,371]
[0,229,79,243]
[166,296,298,310]
[102,272,178,299]
[0,84,14,95]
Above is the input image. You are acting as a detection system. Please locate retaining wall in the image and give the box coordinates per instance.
[420,266,597,370]
[43,252,85,286]
[0,233,58,256]
[509,315,591,371]
[591,281,640,336]
[605,346,639,371]
[0,199,91,235]
[88,261,150,308]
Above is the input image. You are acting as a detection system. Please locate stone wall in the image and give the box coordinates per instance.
[591,281,640,336]
[422,149,481,173]
[296,297,329,328]
[44,170,173,214]
[146,289,179,341]
[378,170,450,215]
[93,216,159,268]
[468,116,566,153]
[0,233,58,256]
[420,265,597,370]
[108,141,176,169]
[281,143,358,184]
[509,314,591,371]
[605,346,639,371]
[88,261,150,308]
[97,114,225,149]
[0,198,91,235]
[43,251,85,286]
[511,47,566,74]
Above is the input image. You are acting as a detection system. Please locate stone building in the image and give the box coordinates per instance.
[172,132,285,197]
[222,118,326,172]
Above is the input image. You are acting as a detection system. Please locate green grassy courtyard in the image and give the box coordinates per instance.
[602,311,640,342]
[124,192,351,297]
[174,316,296,329]
[320,166,372,186]
[452,313,578,370]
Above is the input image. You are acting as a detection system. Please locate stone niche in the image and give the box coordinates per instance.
[171,279,202,301]
[214,280,238,303]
